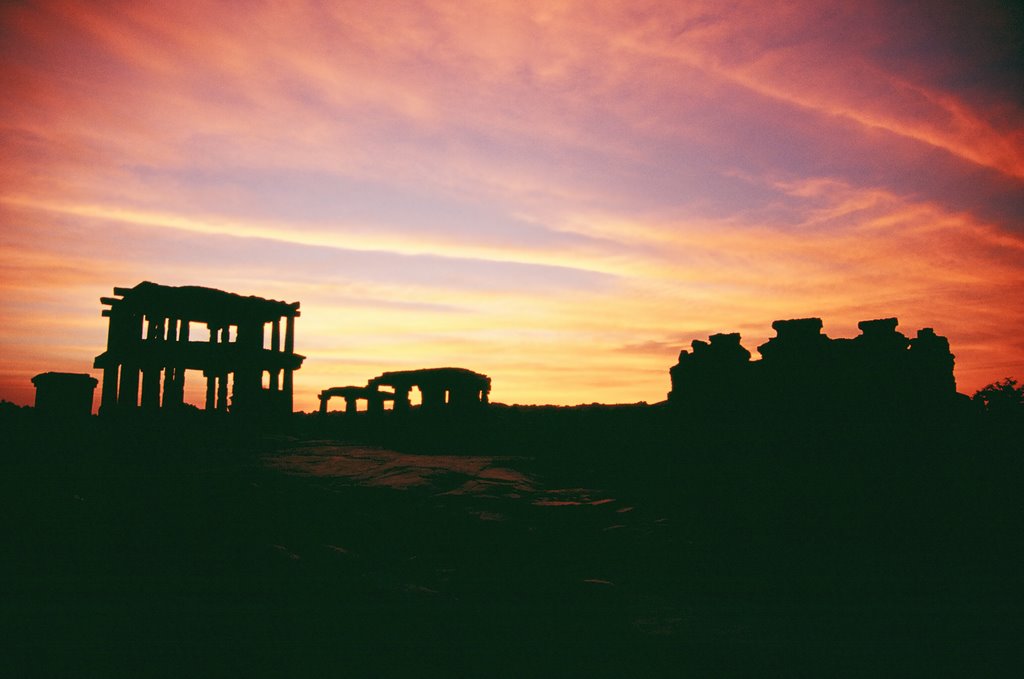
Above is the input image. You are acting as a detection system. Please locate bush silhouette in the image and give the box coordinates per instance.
[972,377,1024,418]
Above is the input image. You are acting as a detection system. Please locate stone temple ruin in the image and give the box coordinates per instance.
[93,282,304,416]
[319,367,491,414]
[668,317,957,413]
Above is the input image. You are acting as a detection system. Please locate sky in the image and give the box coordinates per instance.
[1,0,1022,411]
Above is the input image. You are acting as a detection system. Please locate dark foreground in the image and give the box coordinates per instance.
[3,406,1022,677]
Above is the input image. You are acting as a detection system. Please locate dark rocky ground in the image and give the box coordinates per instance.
[2,405,1021,677]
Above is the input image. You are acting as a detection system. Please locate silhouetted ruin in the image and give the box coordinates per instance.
[31,371,97,418]
[93,282,304,416]
[19,277,970,431]
[326,367,492,413]
[668,317,958,414]
[368,367,491,412]
[318,367,491,414]
[318,385,393,414]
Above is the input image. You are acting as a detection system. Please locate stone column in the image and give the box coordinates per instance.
[233,321,262,414]
[118,366,139,408]
[162,318,179,407]
[318,395,328,414]
[420,385,444,410]
[174,319,190,405]
[100,366,119,414]
[99,308,121,414]
[217,374,229,412]
[205,371,216,411]
[116,313,143,410]
[205,323,218,412]
[140,316,162,410]
[282,315,295,414]
[269,319,282,391]
[218,326,230,412]
[141,370,160,409]
[393,386,411,412]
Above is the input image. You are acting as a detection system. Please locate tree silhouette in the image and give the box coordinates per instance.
[972,377,1024,418]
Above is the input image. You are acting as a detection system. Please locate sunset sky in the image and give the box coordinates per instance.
[2,0,1022,411]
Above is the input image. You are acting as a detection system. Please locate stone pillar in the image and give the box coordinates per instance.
[282,370,294,414]
[141,372,160,409]
[344,396,357,413]
[162,318,179,407]
[420,385,444,410]
[282,315,295,414]
[140,316,161,409]
[99,309,121,414]
[233,321,262,414]
[205,323,218,412]
[318,395,328,414]
[141,368,160,409]
[205,371,216,411]
[217,374,229,412]
[100,366,119,414]
[119,313,144,410]
[269,319,281,392]
[118,366,139,408]
[175,319,189,405]
[393,386,411,412]
[218,326,230,412]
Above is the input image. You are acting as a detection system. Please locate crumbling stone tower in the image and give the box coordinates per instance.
[668,317,957,413]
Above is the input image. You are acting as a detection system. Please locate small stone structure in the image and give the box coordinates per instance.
[318,385,393,414]
[93,282,304,416]
[31,372,98,417]
[368,367,491,412]
[668,317,957,411]
[319,367,491,414]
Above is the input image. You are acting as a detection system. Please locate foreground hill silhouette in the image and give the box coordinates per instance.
[4,386,1022,676]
